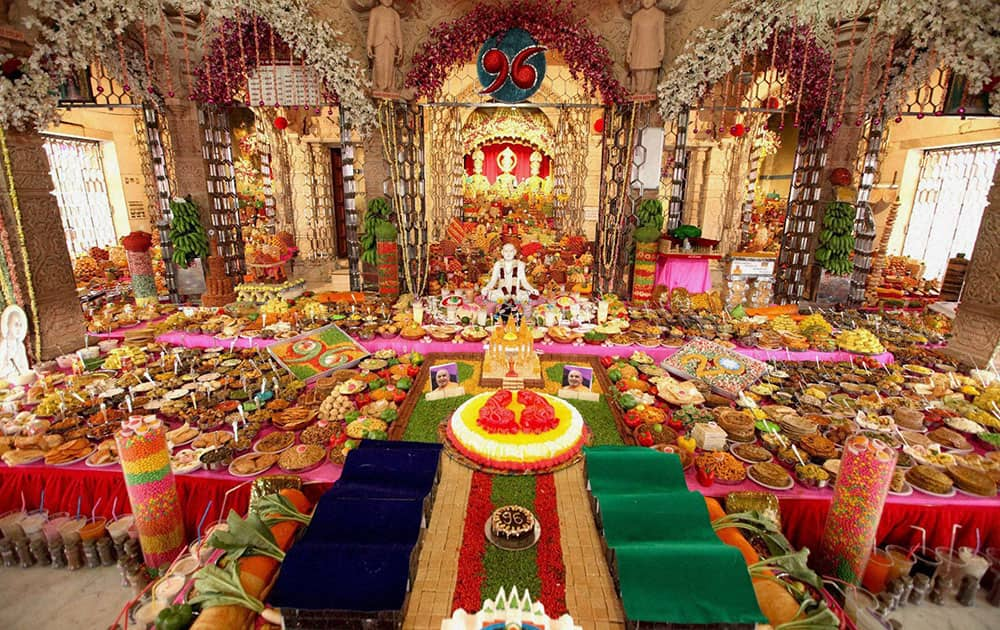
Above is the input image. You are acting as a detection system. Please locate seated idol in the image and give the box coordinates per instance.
[481,243,539,304]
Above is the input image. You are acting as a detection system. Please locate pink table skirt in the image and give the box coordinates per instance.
[88,316,168,340]
[156,331,277,349]
[357,337,895,365]
[148,330,894,365]
[654,255,713,294]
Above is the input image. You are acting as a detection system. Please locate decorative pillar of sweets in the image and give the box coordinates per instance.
[631,241,658,302]
[817,435,897,583]
[377,234,399,299]
[121,231,157,306]
[200,238,236,307]
[115,418,185,571]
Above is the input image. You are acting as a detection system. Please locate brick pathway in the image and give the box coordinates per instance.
[554,464,626,630]
[403,456,473,630]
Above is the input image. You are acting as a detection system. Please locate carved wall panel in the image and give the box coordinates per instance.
[0,131,86,360]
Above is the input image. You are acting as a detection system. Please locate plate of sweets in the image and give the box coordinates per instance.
[748,462,794,490]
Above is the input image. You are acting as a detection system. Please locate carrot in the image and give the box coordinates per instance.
[270,520,300,551]
[704,496,727,521]
[238,555,279,599]
[190,605,255,630]
[704,497,761,564]
[279,488,311,514]
[752,576,802,627]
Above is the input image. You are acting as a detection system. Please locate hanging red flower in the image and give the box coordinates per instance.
[729,123,746,137]
[593,117,605,133]
[273,116,289,130]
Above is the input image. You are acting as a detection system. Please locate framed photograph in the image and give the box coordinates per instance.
[430,363,460,390]
[562,365,594,392]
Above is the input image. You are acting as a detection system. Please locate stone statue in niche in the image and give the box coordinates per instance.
[367,0,403,94]
[625,0,671,96]
[0,305,33,383]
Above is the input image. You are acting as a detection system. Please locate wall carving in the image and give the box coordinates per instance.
[0,131,85,360]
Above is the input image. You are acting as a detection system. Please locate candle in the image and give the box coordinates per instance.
[476,309,487,327]
[597,299,609,323]
[190,392,197,409]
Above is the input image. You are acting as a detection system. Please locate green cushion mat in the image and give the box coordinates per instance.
[613,542,767,625]
[597,491,720,547]
[583,446,687,497]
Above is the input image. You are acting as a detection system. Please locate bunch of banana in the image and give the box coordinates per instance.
[168,197,209,268]
[636,198,664,231]
[815,201,856,276]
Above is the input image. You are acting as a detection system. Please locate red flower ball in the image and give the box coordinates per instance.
[593,118,604,133]
[765,96,781,110]
[482,48,505,74]
[273,116,289,130]
[729,123,746,137]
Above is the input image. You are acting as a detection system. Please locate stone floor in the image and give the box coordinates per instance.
[0,564,130,629]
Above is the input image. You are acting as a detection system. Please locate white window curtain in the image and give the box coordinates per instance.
[902,144,1000,282]
[42,135,118,257]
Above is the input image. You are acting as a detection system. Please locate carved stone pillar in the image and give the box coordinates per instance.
[0,130,86,360]
[162,100,211,218]
[947,165,1000,368]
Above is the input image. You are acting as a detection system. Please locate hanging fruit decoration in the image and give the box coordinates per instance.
[593,118,604,133]
[815,201,856,276]
[829,167,852,187]
[729,123,745,137]
[273,116,289,130]
[168,197,209,268]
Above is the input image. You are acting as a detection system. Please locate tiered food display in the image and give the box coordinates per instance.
[0,344,423,478]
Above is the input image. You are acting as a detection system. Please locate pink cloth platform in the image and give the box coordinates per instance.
[148,330,895,364]
[654,254,718,294]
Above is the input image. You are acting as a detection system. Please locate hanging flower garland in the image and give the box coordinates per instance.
[192,15,293,106]
[207,0,375,130]
[658,0,1000,127]
[0,1,374,130]
[406,0,628,104]
[759,26,833,135]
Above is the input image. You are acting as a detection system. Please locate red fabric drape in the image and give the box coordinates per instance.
[464,142,551,183]
[0,466,332,543]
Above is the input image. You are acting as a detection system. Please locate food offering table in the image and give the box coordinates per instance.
[0,456,341,541]
[691,471,1000,554]
[654,252,721,294]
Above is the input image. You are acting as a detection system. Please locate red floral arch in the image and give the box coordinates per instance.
[406,0,628,104]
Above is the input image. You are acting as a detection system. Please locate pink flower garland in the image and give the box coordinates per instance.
[407,0,627,104]
[193,15,341,106]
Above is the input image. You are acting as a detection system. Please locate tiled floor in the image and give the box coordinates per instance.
[0,564,130,629]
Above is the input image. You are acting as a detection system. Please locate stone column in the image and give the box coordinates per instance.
[0,130,86,360]
[162,100,211,219]
[946,165,1000,368]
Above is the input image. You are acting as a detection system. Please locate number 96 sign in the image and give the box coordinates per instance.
[477,28,546,103]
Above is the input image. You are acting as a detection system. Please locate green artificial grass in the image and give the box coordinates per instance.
[401,394,471,443]
[457,361,475,383]
[482,475,540,601]
[566,397,626,446]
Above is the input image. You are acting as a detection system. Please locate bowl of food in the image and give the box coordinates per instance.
[795,463,830,488]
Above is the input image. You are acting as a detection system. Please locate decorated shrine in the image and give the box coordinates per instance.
[0,1,998,630]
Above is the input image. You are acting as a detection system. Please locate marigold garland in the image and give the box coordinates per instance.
[0,128,42,359]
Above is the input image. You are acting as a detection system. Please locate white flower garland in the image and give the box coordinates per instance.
[658,0,1000,122]
[1,0,375,131]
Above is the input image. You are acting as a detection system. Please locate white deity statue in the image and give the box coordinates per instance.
[0,305,32,382]
[481,243,539,303]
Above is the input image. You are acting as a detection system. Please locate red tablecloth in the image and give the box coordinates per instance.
[0,461,340,542]
[694,470,1000,553]
[654,254,716,294]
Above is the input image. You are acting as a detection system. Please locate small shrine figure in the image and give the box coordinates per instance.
[627,0,666,96]
[367,0,403,94]
[493,147,519,194]
[0,305,32,382]
[522,150,552,196]
[482,242,539,304]
[464,149,490,197]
